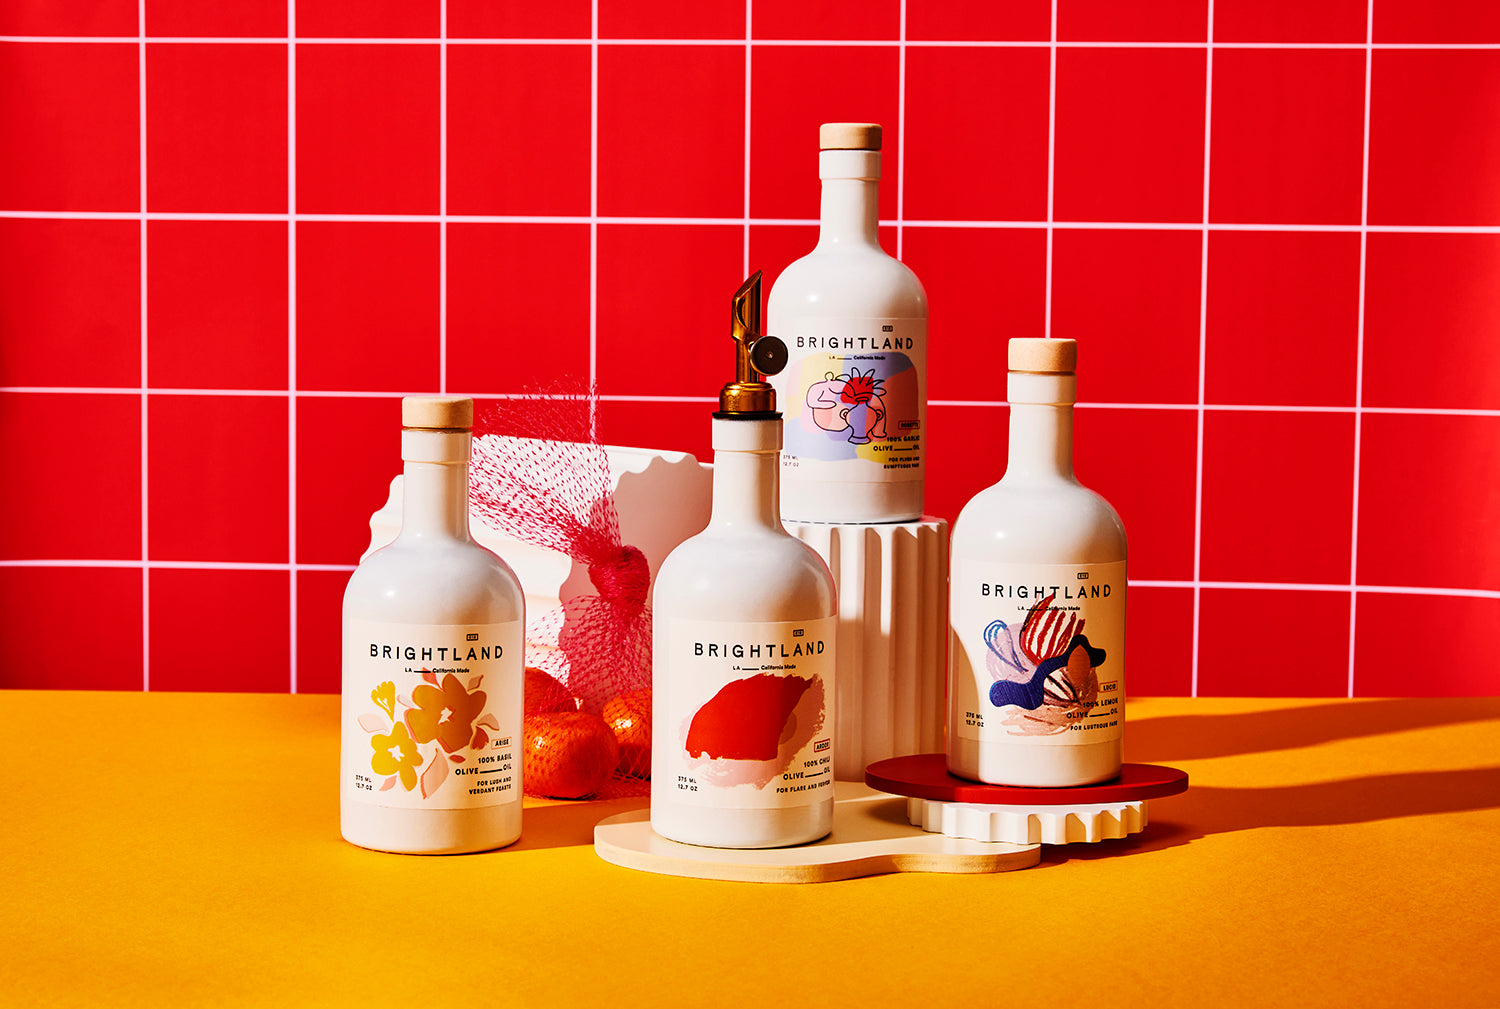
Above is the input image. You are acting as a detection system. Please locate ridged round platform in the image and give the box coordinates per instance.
[866,754,1188,846]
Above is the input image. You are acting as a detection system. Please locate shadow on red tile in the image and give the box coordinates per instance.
[597,398,713,465]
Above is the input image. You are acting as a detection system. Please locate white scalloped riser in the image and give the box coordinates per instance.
[787,520,949,781]
[908,796,1148,845]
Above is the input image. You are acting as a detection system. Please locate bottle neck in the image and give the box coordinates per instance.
[397,430,473,542]
[816,150,881,250]
[709,417,783,530]
[1005,373,1078,482]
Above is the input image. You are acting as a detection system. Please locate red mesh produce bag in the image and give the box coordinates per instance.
[469,389,651,799]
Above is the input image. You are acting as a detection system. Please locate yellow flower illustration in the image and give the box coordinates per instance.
[406,673,487,754]
[370,722,423,791]
[370,681,396,721]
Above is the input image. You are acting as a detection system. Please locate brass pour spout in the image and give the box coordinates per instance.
[720,271,788,416]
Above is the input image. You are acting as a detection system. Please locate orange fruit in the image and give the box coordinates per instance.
[523,666,577,717]
[603,688,652,777]
[522,711,620,799]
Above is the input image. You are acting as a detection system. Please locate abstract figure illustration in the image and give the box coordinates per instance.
[982,593,1106,735]
[805,368,889,444]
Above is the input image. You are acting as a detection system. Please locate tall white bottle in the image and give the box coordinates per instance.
[341,396,526,853]
[947,340,1127,787]
[651,273,838,848]
[768,122,929,523]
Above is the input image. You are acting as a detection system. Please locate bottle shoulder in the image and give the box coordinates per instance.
[345,539,525,624]
[654,527,836,621]
[952,480,1127,564]
[767,248,927,319]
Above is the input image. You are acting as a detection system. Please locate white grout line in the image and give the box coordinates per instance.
[895,0,907,261]
[138,0,150,691]
[743,0,752,277]
[287,1,299,693]
[1191,0,1215,698]
[5,558,1489,599]
[589,0,599,438]
[7,386,1499,417]
[1044,0,1057,338]
[439,0,448,397]
[11,35,1500,50]
[1349,0,1375,698]
[9,208,1500,234]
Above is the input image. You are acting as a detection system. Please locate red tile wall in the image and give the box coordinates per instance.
[2,3,1496,697]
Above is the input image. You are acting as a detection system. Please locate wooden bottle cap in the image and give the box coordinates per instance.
[402,396,473,430]
[1008,338,1077,374]
[820,122,882,151]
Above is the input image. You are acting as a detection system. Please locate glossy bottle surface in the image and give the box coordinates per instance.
[651,417,838,847]
[341,406,526,854]
[768,134,928,523]
[947,348,1127,787]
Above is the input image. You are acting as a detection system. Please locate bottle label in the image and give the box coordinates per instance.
[950,561,1126,745]
[342,619,524,809]
[775,316,926,483]
[659,616,836,809]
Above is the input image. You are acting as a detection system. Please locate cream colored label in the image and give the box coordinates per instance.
[343,619,523,809]
[659,616,836,809]
[775,316,925,482]
[950,562,1125,745]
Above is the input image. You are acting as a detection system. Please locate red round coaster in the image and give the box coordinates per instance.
[865,754,1188,806]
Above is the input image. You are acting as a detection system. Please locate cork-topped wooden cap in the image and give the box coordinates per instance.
[1008,338,1078,374]
[820,122,882,151]
[402,396,474,430]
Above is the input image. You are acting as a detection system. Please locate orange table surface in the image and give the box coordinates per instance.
[4,691,1498,1008]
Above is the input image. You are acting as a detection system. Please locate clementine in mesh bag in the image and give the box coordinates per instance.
[522,712,620,799]
[469,388,652,798]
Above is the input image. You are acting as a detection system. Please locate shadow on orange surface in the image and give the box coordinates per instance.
[1042,764,1500,866]
[508,795,649,851]
[1126,697,1500,762]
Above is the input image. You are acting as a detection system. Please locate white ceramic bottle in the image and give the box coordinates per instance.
[651,273,839,848]
[767,122,929,523]
[341,396,526,853]
[947,339,1127,787]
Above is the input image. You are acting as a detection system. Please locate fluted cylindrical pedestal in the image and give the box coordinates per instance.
[786,519,949,780]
